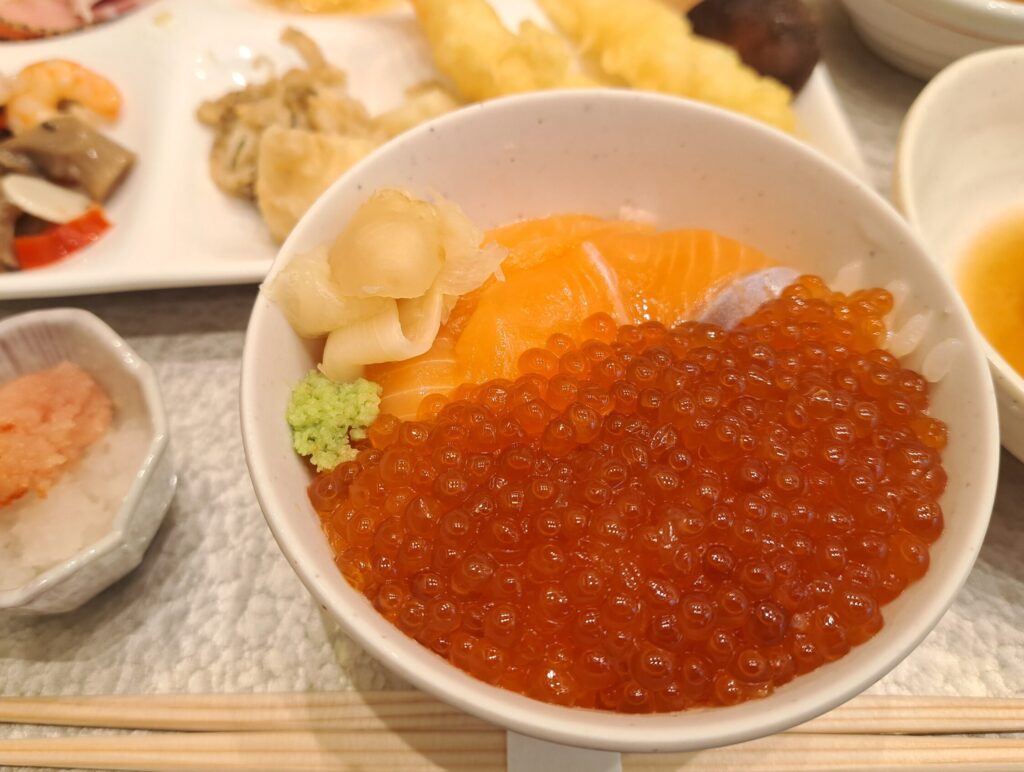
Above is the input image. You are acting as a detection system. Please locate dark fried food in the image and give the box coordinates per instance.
[689,0,820,93]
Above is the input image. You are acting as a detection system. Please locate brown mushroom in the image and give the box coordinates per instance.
[0,148,38,177]
[0,191,21,272]
[688,0,821,93]
[2,116,136,202]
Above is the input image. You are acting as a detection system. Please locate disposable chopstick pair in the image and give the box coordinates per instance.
[0,691,1021,771]
[0,730,1022,771]
[1,691,1022,735]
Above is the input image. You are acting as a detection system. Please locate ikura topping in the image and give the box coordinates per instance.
[308,276,948,713]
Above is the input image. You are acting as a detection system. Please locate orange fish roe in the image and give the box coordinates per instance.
[309,276,948,713]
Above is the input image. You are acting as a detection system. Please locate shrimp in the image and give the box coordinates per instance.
[6,60,122,134]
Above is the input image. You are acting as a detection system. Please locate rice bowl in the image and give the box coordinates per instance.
[241,90,1000,752]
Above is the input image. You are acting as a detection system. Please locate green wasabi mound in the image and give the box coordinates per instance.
[286,372,381,472]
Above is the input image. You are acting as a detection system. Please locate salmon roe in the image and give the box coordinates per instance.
[309,276,947,713]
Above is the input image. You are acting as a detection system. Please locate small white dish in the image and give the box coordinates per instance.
[0,309,176,615]
[241,90,1000,753]
[0,0,865,300]
[895,45,1024,463]
[842,0,1024,79]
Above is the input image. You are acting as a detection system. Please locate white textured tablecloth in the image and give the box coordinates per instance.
[0,0,1021,750]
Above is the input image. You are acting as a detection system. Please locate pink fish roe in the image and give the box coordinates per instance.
[0,362,112,507]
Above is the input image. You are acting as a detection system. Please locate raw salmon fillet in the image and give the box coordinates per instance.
[368,216,775,420]
[487,214,653,273]
[0,362,113,507]
[591,228,779,328]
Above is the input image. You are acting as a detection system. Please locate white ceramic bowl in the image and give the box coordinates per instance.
[895,45,1024,464]
[842,0,1024,79]
[0,309,176,615]
[241,91,1000,753]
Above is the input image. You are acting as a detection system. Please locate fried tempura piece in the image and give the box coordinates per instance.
[373,83,462,139]
[256,127,379,242]
[538,0,795,132]
[197,27,375,200]
[268,0,399,11]
[411,0,598,101]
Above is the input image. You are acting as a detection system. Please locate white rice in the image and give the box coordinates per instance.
[0,423,149,592]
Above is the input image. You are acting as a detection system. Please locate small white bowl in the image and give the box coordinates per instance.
[842,0,1024,79]
[895,45,1024,463]
[241,91,1000,753]
[0,309,176,615]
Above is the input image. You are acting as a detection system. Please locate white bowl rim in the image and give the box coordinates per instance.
[893,0,1024,38]
[0,307,173,609]
[241,89,1001,752]
[895,45,1024,407]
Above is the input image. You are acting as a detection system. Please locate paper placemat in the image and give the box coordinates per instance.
[1,0,1021,752]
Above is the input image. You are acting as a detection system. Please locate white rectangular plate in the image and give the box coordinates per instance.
[0,0,868,300]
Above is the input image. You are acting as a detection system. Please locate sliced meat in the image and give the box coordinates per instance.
[92,0,146,21]
[0,0,87,38]
[0,0,143,39]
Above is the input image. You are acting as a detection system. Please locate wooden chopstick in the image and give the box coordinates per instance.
[0,729,505,771]
[0,691,490,734]
[0,731,1021,772]
[798,694,1024,735]
[0,691,1022,736]
[630,734,1024,771]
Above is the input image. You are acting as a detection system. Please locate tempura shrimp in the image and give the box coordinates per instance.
[5,60,122,134]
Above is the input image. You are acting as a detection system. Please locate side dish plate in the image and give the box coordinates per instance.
[0,0,867,300]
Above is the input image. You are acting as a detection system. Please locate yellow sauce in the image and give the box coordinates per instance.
[958,210,1024,375]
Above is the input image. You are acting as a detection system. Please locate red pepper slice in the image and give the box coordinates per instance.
[13,209,111,270]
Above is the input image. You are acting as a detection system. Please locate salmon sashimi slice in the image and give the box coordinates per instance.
[369,242,627,416]
[368,341,461,422]
[486,214,610,249]
[367,282,481,419]
[455,241,628,382]
[587,228,776,327]
[370,216,776,420]
[487,214,654,273]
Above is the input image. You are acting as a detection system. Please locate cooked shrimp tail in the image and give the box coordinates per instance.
[6,59,122,134]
